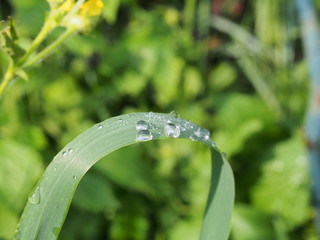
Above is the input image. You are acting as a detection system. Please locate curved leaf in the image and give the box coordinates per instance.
[15,112,234,240]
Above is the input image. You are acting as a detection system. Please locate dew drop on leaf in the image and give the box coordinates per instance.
[164,123,180,138]
[97,124,103,129]
[28,186,41,204]
[194,127,210,141]
[136,120,149,130]
[73,176,78,180]
[169,110,179,118]
[62,151,67,157]
[136,130,153,142]
[68,148,74,154]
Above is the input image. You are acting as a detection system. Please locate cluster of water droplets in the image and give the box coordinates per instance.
[134,112,216,147]
[61,148,74,157]
[136,120,153,141]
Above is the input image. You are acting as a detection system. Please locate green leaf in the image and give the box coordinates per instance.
[73,173,120,212]
[214,94,273,155]
[15,112,235,240]
[95,145,164,197]
[102,0,120,23]
[209,63,236,91]
[0,139,44,213]
[0,139,43,238]
[231,204,276,240]
[251,136,310,227]
[0,204,19,239]
[0,18,25,61]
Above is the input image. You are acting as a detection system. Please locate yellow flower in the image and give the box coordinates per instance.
[59,0,75,12]
[80,0,104,16]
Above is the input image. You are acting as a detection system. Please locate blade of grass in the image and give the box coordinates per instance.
[15,112,234,240]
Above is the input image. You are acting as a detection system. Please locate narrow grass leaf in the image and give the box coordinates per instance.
[15,112,234,240]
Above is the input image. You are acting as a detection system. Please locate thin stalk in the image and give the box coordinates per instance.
[0,59,15,97]
[62,0,86,24]
[237,55,284,118]
[23,27,76,68]
[18,19,56,65]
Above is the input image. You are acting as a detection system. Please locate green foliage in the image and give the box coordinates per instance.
[0,0,316,239]
[0,140,43,238]
[251,136,310,228]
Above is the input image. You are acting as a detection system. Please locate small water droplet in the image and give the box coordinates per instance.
[169,111,179,118]
[117,118,124,123]
[68,148,74,154]
[164,123,180,138]
[136,130,153,142]
[62,151,67,157]
[53,167,57,171]
[73,176,77,180]
[97,124,103,129]
[28,186,40,204]
[194,128,210,141]
[136,120,149,130]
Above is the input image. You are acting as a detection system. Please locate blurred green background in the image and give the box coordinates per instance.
[0,0,316,239]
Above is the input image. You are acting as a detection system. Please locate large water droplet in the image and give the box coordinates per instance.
[169,111,179,118]
[97,124,103,129]
[164,123,180,138]
[73,176,78,180]
[68,148,74,154]
[28,186,40,204]
[194,128,210,141]
[136,120,149,130]
[136,130,153,142]
[62,151,67,157]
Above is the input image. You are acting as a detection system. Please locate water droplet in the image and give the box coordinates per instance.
[97,124,103,129]
[73,176,78,180]
[62,151,67,157]
[169,111,179,118]
[136,120,149,130]
[194,128,210,141]
[28,186,40,204]
[164,123,180,138]
[68,148,74,154]
[136,130,153,142]
[117,118,123,123]
[53,167,57,171]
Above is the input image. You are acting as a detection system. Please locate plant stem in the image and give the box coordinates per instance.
[62,0,86,24]
[18,20,56,65]
[0,59,15,97]
[23,27,76,68]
